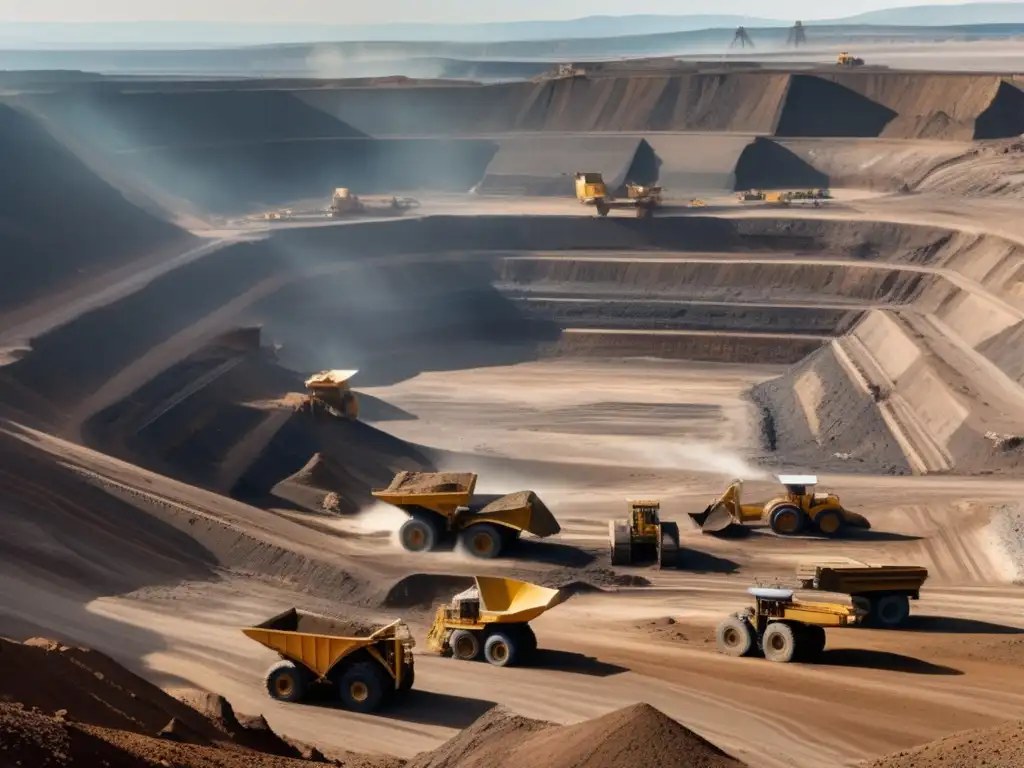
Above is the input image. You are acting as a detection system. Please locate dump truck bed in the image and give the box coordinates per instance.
[474,576,564,623]
[372,471,477,510]
[242,609,409,680]
[797,564,929,596]
[471,491,561,538]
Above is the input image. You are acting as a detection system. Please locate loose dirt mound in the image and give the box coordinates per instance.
[0,703,150,767]
[864,718,1024,768]
[408,703,745,768]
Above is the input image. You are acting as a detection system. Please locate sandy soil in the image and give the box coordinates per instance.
[6,55,1024,768]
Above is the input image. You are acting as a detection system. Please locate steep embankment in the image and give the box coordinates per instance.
[0,102,189,313]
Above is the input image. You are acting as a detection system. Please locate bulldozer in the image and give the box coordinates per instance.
[837,52,865,67]
[371,471,560,559]
[689,476,870,537]
[608,500,681,568]
[574,172,661,218]
[299,369,359,419]
[426,576,563,667]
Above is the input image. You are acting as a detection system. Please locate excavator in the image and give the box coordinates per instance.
[689,476,870,537]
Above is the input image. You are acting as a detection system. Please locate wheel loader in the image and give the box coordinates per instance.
[716,586,865,663]
[574,172,661,218]
[837,52,865,67]
[608,500,681,568]
[689,476,870,537]
[371,471,560,559]
[426,576,563,667]
[242,608,415,713]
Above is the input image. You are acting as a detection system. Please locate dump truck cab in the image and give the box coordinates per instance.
[716,587,865,663]
[427,576,563,667]
[302,369,359,419]
[574,172,608,204]
[242,609,415,713]
[371,471,560,559]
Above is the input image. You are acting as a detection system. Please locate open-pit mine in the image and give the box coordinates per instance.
[1,60,1024,768]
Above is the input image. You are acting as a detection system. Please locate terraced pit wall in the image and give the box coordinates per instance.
[5,214,1022,475]
[12,70,1024,213]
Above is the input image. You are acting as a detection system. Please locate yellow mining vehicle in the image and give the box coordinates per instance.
[797,563,929,628]
[689,475,871,537]
[574,172,661,218]
[300,369,359,419]
[608,500,681,568]
[837,52,865,67]
[242,608,415,713]
[716,586,865,663]
[371,471,561,558]
[426,576,563,666]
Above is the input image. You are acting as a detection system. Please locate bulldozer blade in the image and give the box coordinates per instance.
[694,503,741,535]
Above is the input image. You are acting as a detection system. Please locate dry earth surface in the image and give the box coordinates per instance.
[3,49,1024,768]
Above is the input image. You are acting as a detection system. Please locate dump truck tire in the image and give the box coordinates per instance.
[768,504,806,536]
[814,510,844,537]
[450,629,482,661]
[484,631,519,668]
[762,621,799,663]
[398,663,415,693]
[716,617,756,657]
[871,594,911,628]
[518,624,538,659]
[264,660,308,703]
[338,662,387,713]
[658,522,680,569]
[806,625,826,658]
[609,521,632,565]
[399,513,440,553]
[460,524,504,559]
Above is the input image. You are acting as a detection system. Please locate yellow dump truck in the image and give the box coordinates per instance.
[690,476,871,537]
[301,369,359,419]
[371,471,560,559]
[241,609,415,713]
[426,576,563,666]
[574,172,661,218]
[797,563,929,628]
[716,586,865,663]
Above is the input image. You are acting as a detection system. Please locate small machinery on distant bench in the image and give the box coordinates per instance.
[427,576,564,667]
[837,52,865,67]
[608,500,681,568]
[797,563,929,628]
[329,187,420,218]
[716,586,865,663]
[242,608,415,713]
[300,369,359,419]
[371,471,561,559]
[574,172,662,218]
[689,476,871,537]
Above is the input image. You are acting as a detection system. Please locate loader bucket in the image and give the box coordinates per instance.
[689,480,744,535]
[475,576,563,623]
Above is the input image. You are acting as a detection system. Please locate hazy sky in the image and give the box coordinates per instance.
[0,0,1007,25]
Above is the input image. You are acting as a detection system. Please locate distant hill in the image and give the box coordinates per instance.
[836,2,1024,26]
[4,5,1024,48]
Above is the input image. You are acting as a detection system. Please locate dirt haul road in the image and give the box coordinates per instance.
[4,344,1024,768]
[3,188,1024,766]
